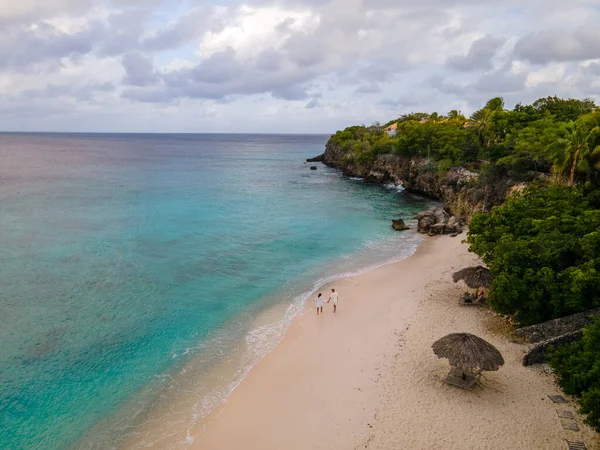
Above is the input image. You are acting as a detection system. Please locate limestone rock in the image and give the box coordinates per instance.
[417,214,436,233]
[392,219,410,231]
[416,207,464,236]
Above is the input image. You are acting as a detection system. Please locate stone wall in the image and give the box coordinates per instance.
[522,330,583,366]
[514,308,600,343]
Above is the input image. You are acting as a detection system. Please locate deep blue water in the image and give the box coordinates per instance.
[0,134,433,449]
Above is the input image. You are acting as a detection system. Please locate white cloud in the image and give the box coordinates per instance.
[198,5,320,59]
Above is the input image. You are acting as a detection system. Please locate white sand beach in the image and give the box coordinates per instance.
[187,235,599,450]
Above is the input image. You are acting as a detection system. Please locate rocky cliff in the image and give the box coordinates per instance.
[316,141,511,222]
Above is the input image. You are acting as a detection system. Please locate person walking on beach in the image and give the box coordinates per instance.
[316,293,324,315]
[328,288,339,313]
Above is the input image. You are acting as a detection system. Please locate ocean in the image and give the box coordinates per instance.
[0,133,434,449]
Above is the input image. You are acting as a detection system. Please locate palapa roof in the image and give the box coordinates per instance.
[432,333,504,372]
[384,123,398,132]
[452,265,493,289]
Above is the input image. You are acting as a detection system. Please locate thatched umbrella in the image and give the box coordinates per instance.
[432,333,504,380]
[453,265,493,298]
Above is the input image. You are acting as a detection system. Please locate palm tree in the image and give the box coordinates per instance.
[467,107,493,147]
[485,97,505,112]
[551,122,600,186]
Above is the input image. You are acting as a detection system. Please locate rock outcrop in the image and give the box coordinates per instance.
[306,155,324,162]
[391,219,410,231]
[414,208,464,235]
[312,141,516,222]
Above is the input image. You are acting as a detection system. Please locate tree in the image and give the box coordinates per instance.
[467,107,493,147]
[533,96,596,122]
[549,317,600,431]
[467,185,600,325]
[550,121,600,186]
[485,97,505,112]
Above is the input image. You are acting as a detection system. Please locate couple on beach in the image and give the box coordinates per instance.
[315,288,338,315]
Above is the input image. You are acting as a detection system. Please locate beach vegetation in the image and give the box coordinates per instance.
[467,184,600,325]
[548,317,600,432]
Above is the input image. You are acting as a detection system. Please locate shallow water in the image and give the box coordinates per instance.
[0,133,434,449]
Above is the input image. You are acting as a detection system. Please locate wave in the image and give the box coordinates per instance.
[384,182,405,192]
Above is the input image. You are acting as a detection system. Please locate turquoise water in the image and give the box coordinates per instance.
[0,134,433,450]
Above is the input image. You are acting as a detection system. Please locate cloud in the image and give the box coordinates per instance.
[446,36,506,71]
[355,83,382,94]
[472,68,526,93]
[0,0,599,132]
[122,53,158,86]
[513,29,600,64]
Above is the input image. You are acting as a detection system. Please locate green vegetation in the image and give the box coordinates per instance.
[330,96,600,186]
[467,185,600,325]
[329,95,600,430]
[549,317,600,431]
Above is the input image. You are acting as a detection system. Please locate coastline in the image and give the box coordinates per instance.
[185,235,599,450]
[115,230,426,450]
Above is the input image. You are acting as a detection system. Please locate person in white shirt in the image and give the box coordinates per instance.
[316,293,324,315]
[328,288,339,313]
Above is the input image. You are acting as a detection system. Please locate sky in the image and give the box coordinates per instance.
[1,0,600,133]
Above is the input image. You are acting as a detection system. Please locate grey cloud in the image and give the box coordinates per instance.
[446,36,506,71]
[472,68,526,93]
[148,48,314,101]
[305,99,321,109]
[514,29,600,64]
[122,53,158,86]
[379,93,423,107]
[428,75,466,95]
[121,86,173,103]
[0,21,100,70]
[255,50,283,72]
[271,85,310,100]
[141,6,214,52]
[10,81,115,104]
[355,83,382,94]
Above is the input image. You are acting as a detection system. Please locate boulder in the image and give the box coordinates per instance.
[310,166,318,170]
[414,210,433,220]
[392,219,410,231]
[416,207,463,235]
[417,214,436,233]
[446,216,464,234]
[430,222,447,234]
[433,208,450,225]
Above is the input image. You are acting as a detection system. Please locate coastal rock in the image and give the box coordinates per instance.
[446,216,464,234]
[416,208,464,235]
[306,154,324,162]
[392,219,410,231]
[319,141,520,222]
[430,222,447,234]
[417,214,436,233]
[310,166,318,170]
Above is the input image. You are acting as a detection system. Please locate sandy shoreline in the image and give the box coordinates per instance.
[184,235,598,450]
